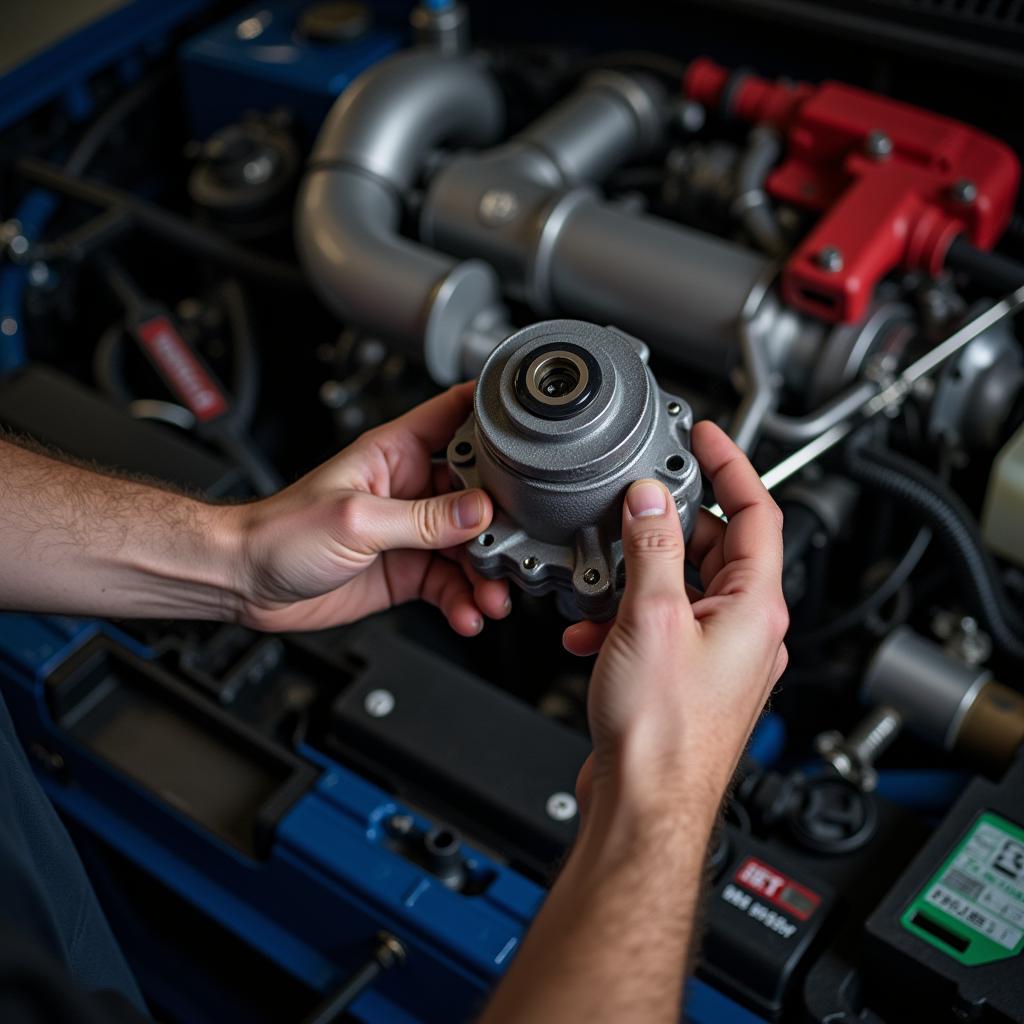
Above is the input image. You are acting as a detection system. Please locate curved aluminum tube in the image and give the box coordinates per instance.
[730,320,779,453]
[762,380,880,444]
[296,52,507,381]
[308,51,504,189]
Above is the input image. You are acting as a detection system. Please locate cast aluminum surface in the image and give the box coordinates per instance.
[448,320,702,620]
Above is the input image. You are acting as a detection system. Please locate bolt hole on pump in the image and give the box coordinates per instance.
[1,1,1024,1022]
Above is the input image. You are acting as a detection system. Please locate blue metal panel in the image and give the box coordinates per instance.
[0,618,767,1021]
[0,0,211,132]
[179,1,404,141]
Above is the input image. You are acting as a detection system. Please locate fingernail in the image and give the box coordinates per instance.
[626,480,666,518]
[454,491,484,529]
[470,615,484,635]
[502,597,512,615]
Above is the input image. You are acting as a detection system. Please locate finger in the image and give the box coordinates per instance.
[378,382,475,457]
[339,488,493,554]
[563,619,615,656]
[685,507,728,590]
[617,479,692,624]
[692,421,784,592]
[447,547,512,619]
[419,558,485,637]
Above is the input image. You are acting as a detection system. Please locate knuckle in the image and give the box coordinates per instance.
[625,526,683,561]
[766,596,790,640]
[412,497,447,545]
[628,592,689,636]
[332,493,364,538]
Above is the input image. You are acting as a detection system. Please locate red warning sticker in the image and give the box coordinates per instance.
[734,857,822,921]
[136,316,228,423]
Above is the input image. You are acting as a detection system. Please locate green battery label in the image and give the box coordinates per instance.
[902,812,1024,966]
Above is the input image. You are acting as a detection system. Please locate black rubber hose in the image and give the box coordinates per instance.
[92,323,132,405]
[218,278,260,431]
[946,235,1024,293]
[792,525,932,647]
[64,70,166,176]
[733,126,787,258]
[845,443,1024,662]
[16,157,306,290]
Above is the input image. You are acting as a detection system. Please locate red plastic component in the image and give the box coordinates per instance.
[684,59,1020,323]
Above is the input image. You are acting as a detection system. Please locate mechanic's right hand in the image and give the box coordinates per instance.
[563,421,789,826]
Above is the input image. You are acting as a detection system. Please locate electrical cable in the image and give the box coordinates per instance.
[64,71,167,177]
[218,278,260,430]
[16,157,307,289]
[845,442,1024,663]
[95,256,282,496]
[792,525,932,647]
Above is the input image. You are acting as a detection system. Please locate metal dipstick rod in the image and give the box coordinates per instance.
[708,283,1024,518]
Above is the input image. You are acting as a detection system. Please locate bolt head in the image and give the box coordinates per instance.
[864,130,893,159]
[667,401,682,416]
[388,813,415,835]
[814,730,842,758]
[27,262,50,287]
[522,556,539,572]
[817,246,844,272]
[582,567,600,586]
[242,154,274,185]
[545,791,578,821]
[950,179,977,204]
[478,189,519,226]
[364,688,395,718]
[319,380,349,409]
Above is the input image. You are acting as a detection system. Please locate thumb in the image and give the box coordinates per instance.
[617,479,691,622]
[340,488,492,553]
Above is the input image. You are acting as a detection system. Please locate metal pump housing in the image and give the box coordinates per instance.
[447,320,702,619]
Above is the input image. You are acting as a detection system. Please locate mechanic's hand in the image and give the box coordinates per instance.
[563,421,789,823]
[230,382,510,635]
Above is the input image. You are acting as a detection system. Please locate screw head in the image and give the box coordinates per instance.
[667,401,681,416]
[864,130,893,159]
[364,688,396,718]
[319,380,349,408]
[27,262,50,287]
[817,246,844,272]
[387,813,415,835]
[582,567,601,586]
[522,556,539,572]
[950,178,977,204]
[545,791,578,821]
[478,189,519,226]
[242,154,274,185]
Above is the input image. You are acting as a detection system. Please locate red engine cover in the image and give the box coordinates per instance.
[684,58,1020,323]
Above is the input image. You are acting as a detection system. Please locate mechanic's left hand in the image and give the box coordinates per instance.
[228,382,510,635]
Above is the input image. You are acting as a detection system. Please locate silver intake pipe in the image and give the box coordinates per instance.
[300,50,834,399]
[296,51,509,382]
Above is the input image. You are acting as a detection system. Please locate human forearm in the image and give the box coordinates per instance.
[480,767,717,1024]
[0,438,245,620]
